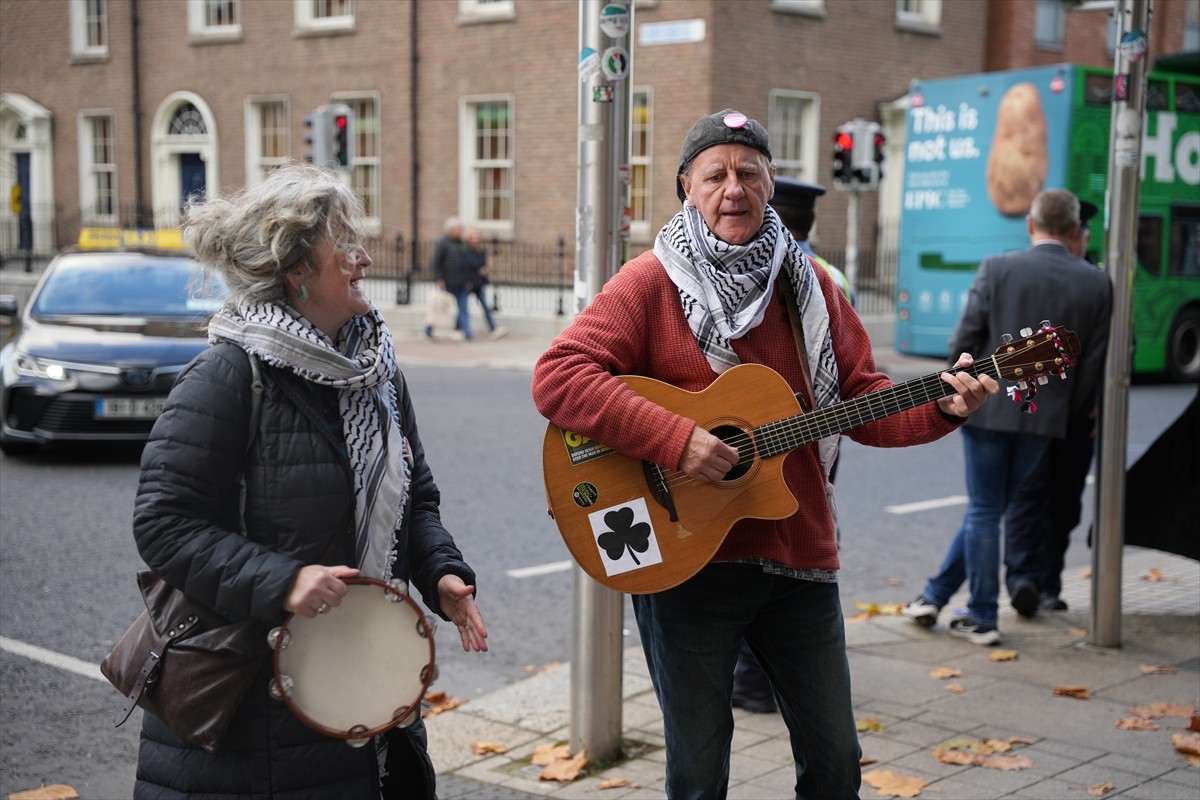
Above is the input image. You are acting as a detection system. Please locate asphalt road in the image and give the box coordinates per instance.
[0,363,1193,798]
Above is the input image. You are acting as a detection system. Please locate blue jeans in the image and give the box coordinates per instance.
[452,287,473,340]
[633,563,861,799]
[922,427,1051,626]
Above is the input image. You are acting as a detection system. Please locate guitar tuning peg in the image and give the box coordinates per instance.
[1040,319,1051,330]
[1001,333,1014,344]
[1019,327,1033,337]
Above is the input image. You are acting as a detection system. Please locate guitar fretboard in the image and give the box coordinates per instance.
[754,357,1000,457]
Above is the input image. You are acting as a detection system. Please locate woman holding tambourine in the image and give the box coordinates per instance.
[131,162,488,799]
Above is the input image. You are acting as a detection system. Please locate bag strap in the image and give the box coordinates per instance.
[778,279,815,413]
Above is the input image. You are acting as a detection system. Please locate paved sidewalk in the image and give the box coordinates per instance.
[433,547,1198,799]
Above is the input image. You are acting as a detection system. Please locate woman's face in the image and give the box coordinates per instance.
[292,237,373,339]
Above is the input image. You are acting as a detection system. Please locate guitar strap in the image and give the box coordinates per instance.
[777,278,815,413]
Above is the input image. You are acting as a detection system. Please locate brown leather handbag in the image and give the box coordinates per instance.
[100,570,269,753]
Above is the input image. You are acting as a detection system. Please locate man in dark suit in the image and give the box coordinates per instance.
[903,190,1112,645]
[1003,201,1105,616]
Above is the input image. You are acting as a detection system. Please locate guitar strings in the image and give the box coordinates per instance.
[650,352,1059,493]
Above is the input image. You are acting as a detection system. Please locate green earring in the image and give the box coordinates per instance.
[298,284,309,301]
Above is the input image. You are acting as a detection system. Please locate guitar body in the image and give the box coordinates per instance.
[542,363,803,594]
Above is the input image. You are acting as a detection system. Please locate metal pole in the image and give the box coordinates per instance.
[1092,0,1149,648]
[844,190,860,294]
[569,0,632,763]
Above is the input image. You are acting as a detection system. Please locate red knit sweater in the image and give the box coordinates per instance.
[531,251,962,572]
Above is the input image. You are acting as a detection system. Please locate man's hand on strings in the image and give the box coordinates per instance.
[679,425,739,484]
[937,353,1000,418]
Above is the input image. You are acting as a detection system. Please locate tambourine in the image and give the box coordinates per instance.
[267,577,437,746]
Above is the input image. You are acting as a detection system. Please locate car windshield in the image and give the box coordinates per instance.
[30,256,228,317]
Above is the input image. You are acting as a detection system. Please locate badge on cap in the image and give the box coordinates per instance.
[723,112,748,129]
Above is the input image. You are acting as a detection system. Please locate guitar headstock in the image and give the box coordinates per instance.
[990,323,1081,413]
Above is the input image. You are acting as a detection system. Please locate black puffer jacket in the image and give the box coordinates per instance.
[132,342,476,799]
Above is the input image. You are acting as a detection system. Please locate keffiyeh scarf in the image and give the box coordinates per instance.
[207,301,409,581]
[654,202,842,479]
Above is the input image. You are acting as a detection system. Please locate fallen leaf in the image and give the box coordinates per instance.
[985,738,1013,752]
[937,737,994,755]
[884,577,903,586]
[1128,702,1195,719]
[1053,685,1091,700]
[7,787,80,800]
[861,768,928,798]
[980,753,1034,771]
[1067,627,1089,638]
[421,692,466,717]
[1116,717,1160,731]
[539,749,587,782]
[928,666,963,680]
[878,603,905,616]
[1087,781,1117,796]
[597,778,633,789]
[848,611,874,623]
[853,601,882,615]
[1008,736,1035,745]
[987,649,1019,662]
[471,741,508,755]
[944,683,965,694]
[932,747,978,765]
[531,742,571,766]
[1138,664,1178,674]
[1080,567,1092,579]
[860,756,879,766]
[1189,715,1200,732]
[1172,731,1200,758]
[856,716,883,732]
[1141,567,1164,582]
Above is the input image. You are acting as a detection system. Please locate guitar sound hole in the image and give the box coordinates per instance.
[711,424,752,481]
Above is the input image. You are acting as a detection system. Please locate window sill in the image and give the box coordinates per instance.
[293,20,356,38]
[894,19,941,37]
[70,52,110,65]
[189,28,244,45]
[770,1,827,21]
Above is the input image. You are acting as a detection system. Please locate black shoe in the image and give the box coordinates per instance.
[902,594,942,628]
[1010,582,1040,618]
[1039,596,1068,611]
[731,685,777,714]
[948,616,1001,646]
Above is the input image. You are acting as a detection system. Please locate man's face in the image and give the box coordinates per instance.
[679,144,775,245]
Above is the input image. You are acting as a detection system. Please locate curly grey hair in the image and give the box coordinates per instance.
[183,161,366,305]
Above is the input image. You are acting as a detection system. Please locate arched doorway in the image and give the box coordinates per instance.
[151,92,218,228]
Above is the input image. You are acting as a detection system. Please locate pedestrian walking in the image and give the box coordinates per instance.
[424,216,474,341]
[532,109,997,798]
[904,189,1112,644]
[463,228,507,340]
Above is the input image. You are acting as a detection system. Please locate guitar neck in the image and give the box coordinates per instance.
[763,357,1000,456]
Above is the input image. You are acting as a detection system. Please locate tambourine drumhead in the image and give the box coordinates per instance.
[271,577,435,740]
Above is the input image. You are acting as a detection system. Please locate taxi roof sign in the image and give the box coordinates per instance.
[78,227,187,252]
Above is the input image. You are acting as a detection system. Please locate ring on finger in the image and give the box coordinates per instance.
[317,602,329,615]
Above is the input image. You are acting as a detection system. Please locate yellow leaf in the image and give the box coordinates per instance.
[853,600,881,614]
[932,747,978,766]
[878,603,905,616]
[861,768,928,798]
[984,739,1012,752]
[1053,685,1091,700]
[856,716,883,732]
[928,666,963,680]
[1067,627,1089,638]
[944,683,965,694]
[597,778,633,789]
[1172,731,1200,758]
[937,736,993,754]
[1087,781,1117,796]
[8,787,80,800]
[987,649,1019,662]
[471,741,509,754]
[1080,567,1092,578]
[848,611,873,623]
[531,742,571,766]
[1138,664,1178,674]
[1115,717,1160,731]
[539,749,587,782]
[980,753,1034,771]
[1141,567,1164,582]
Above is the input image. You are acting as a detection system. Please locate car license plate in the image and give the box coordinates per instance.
[94,397,166,419]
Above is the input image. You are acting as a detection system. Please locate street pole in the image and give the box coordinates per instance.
[570,0,632,763]
[1092,0,1149,648]
[844,189,859,295]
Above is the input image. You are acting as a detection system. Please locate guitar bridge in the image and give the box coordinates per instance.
[642,461,679,522]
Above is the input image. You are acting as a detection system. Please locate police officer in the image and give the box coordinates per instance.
[731,176,854,714]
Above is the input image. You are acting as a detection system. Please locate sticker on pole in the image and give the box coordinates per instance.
[599,4,631,38]
[578,47,600,83]
[601,46,629,81]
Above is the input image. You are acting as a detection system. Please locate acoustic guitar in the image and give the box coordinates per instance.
[542,324,1080,594]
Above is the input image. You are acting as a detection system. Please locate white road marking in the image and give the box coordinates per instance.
[1,635,106,681]
[506,560,573,579]
[885,495,969,514]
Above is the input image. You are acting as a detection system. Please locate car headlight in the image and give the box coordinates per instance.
[14,353,70,381]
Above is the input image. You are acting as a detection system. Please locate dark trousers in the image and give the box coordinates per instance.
[1004,414,1096,600]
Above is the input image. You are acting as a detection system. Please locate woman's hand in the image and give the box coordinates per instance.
[284,564,360,618]
[438,573,489,652]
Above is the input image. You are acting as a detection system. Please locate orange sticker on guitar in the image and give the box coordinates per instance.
[588,498,663,576]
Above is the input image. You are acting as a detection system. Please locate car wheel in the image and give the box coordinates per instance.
[1167,306,1200,384]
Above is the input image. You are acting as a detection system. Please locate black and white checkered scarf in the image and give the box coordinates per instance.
[207,301,409,581]
[654,202,841,478]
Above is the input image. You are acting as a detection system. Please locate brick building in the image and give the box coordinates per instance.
[1,0,1196,270]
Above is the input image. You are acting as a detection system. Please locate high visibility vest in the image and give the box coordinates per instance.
[813,253,853,306]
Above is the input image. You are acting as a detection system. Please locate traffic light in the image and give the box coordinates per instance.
[330,105,354,169]
[304,106,331,167]
[873,127,886,181]
[832,126,854,186]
